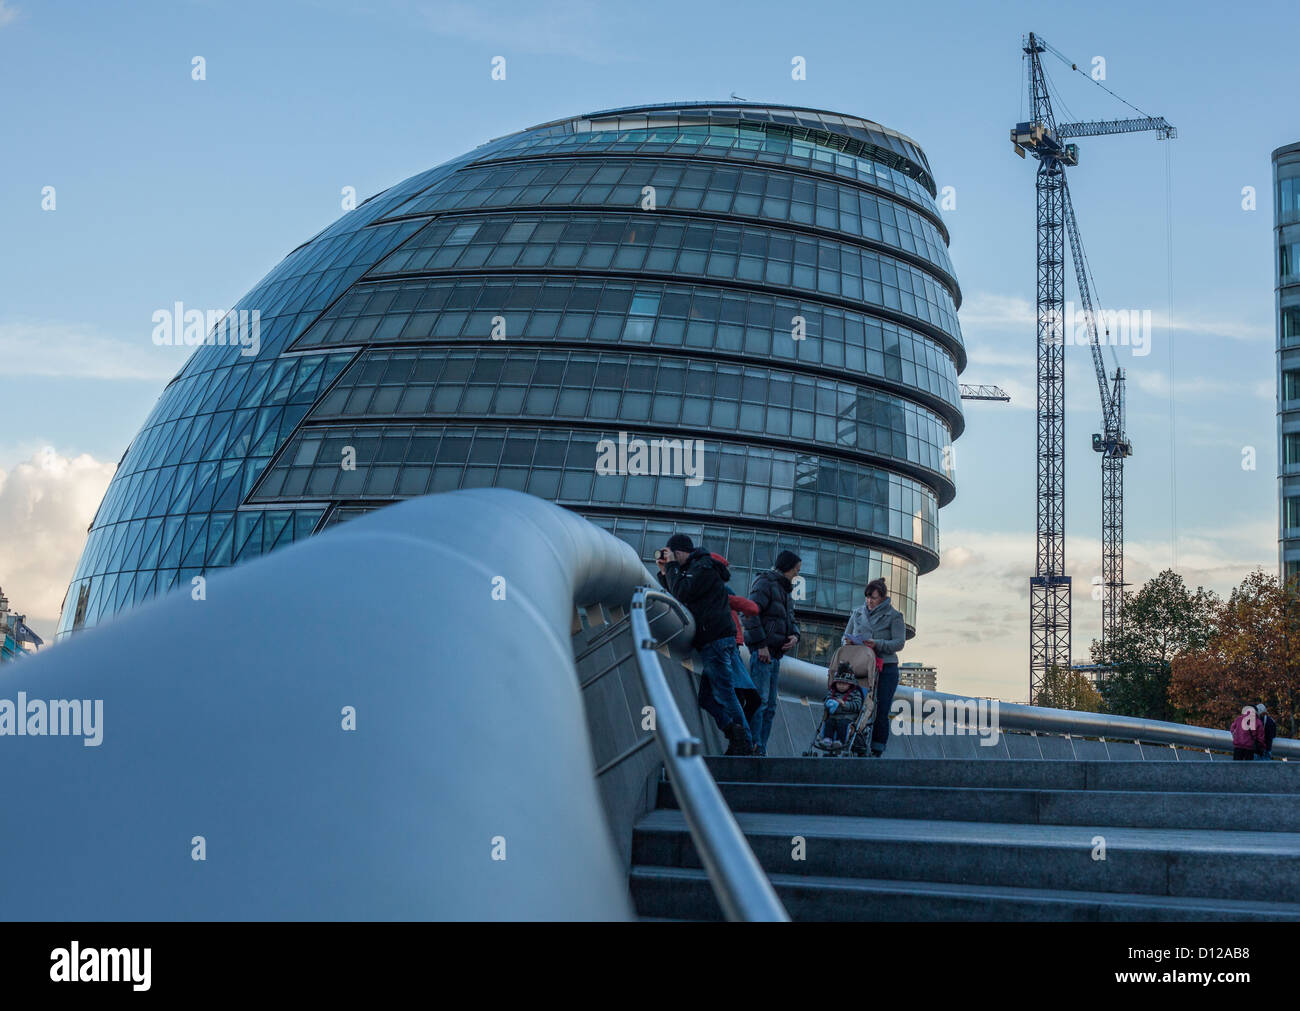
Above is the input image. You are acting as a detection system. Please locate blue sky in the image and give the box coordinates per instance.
[1,0,1294,699]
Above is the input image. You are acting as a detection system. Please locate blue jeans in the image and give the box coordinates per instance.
[748,653,782,754]
[862,661,899,755]
[697,637,751,740]
[727,648,761,724]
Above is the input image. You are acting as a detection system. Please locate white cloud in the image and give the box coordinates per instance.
[0,448,116,639]
[0,2,18,29]
[1128,370,1272,400]
[0,321,190,380]
[961,291,1271,343]
[416,0,637,63]
[913,521,1275,703]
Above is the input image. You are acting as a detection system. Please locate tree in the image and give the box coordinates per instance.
[1037,665,1103,712]
[1171,570,1300,738]
[1090,569,1218,722]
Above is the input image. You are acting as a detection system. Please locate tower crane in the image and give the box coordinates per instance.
[1012,31,1175,701]
[959,384,1011,402]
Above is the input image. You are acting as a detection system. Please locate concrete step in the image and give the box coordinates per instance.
[658,780,1300,832]
[631,809,1300,901]
[630,865,1300,922]
[705,756,1300,794]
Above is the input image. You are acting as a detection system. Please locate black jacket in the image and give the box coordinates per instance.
[742,569,800,658]
[1262,714,1278,748]
[658,549,735,649]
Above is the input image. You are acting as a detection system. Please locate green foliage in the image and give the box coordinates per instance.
[1090,569,1219,722]
[1036,665,1103,712]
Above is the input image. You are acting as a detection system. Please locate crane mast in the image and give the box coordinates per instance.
[1015,33,1072,702]
[1012,31,1172,701]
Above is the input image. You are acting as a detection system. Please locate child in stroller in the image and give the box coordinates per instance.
[813,662,865,753]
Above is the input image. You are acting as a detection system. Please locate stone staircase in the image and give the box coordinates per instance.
[630,757,1300,921]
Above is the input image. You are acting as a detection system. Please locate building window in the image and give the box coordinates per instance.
[1284,307,1300,345]
[1286,496,1300,530]
[1285,370,1300,402]
[1287,560,1300,587]
[1280,176,1300,219]
[1285,432,1300,467]
[1283,242,1300,281]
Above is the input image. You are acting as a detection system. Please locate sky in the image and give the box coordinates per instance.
[1,0,1296,701]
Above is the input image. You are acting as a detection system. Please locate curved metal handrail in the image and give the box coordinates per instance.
[775,655,1299,759]
[629,587,789,922]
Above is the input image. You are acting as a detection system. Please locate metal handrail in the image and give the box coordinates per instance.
[629,587,789,923]
[775,656,1300,759]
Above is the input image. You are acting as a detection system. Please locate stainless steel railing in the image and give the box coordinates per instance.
[629,587,789,922]
[776,656,1299,759]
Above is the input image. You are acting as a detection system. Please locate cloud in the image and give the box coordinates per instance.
[1128,370,1272,401]
[914,521,1275,703]
[0,448,116,639]
[0,321,190,380]
[414,0,637,64]
[958,291,1273,412]
[0,2,18,29]
[961,291,1271,343]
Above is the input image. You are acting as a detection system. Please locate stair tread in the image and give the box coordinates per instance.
[630,864,1300,915]
[636,807,1300,854]
[704,756,1300,792]
[712,780,1300,802]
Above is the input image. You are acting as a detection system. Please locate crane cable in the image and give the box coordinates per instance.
[1039,38,1157,121]
[1165,140,1178,570]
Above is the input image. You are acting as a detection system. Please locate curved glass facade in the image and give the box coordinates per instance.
[59,102,964,661]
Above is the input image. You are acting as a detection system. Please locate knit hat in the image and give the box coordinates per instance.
[774,549,801,572]
[830,661,855,687]
[1256,704,1268,715]
[667,533,694,552]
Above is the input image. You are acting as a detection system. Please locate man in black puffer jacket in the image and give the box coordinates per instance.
[657,533,754,756]
[742,550,801,756]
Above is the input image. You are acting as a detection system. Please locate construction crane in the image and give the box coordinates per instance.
[1062,191,1132,652]
[959,384,1011,402]
[1011,31,1174,702]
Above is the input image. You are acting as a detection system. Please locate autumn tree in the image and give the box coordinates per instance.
[1036,665,1103,712]
[1090,569,1218,722]
[1171,571,1300,737]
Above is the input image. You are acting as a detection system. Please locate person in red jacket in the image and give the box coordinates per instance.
[712,553,761,726]
[1230,706,1265,761]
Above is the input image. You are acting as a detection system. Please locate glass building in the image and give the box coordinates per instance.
[59,102,965,661]
[1277,141,1300,584]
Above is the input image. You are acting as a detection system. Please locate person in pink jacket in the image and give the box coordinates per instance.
[1230,707,1265,761]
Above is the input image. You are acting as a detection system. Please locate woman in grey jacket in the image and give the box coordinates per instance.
[841,577,905,756]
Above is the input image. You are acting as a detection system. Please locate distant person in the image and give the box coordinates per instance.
[842,578,905,757]
[821,663,865,749]
[742,550,802,757]
[1256,704,1277,761]
[1230,706,1264,761]
[713,554,762,729]
[657,534,754,756]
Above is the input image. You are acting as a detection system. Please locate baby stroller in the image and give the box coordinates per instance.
[803,643,879,757]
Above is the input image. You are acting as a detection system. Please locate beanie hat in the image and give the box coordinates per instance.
[1256,704,1267,715]
[667,533,694,552]
[774,549,801,572]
